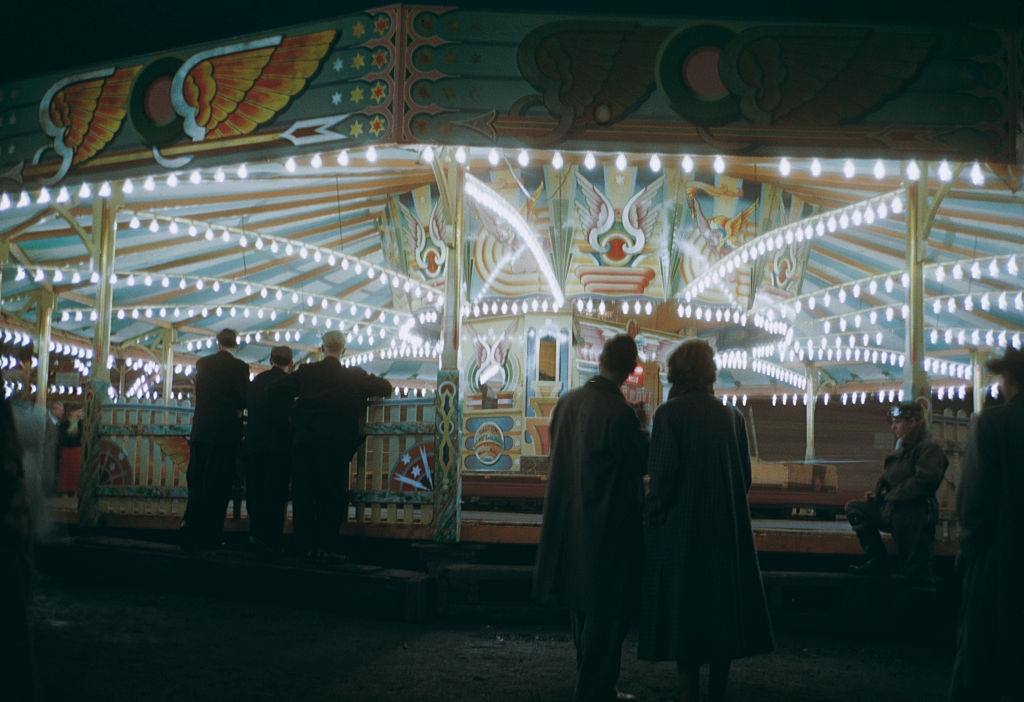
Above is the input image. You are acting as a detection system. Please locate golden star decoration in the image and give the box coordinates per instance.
[369,116,385,136]
[370,83,387,104]
[349,121,364,137]
[351,53,366,70]
[352,22,366,38]
[350,86,365,103]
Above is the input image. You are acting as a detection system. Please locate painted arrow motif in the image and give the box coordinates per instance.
[280,114,352,146]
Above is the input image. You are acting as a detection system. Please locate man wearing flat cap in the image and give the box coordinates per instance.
[950,347,1024,701]
[845,399,948,580]
[271,331,392,559]
[183,328,250,550]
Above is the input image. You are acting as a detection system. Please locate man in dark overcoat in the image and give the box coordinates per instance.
[845,401,948,579]
[950,347,1024,701]
[182,328,249,550]
[270,331,391,559]
[533,334,649,702]
[244,345,293,552]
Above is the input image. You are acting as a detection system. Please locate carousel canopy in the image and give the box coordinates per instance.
[0,6,1020,401]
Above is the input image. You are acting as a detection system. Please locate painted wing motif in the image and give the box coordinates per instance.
[38,66,142,182]
[574,172,614,253]
[720,27,934,125]
[517,21,672,142]
[622,176,662,256]
[172,30,336,141]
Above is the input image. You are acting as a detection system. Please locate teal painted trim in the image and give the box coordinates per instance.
[363,421,434,435]
[371,398,435,408]
[97,485,188,498]
[101,403,193,412]
[98,425,191,436]
[350,491,433,504]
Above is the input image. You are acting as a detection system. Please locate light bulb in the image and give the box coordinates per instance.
[969,162,984,186]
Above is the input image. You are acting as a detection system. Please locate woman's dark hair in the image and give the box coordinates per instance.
[599,334,639,379]
[667,339,717,393]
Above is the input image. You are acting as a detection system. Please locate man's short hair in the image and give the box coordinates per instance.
[599,334,639,378]
[216,329,238,349]
[269,345,293,367]
[322,330,346,355]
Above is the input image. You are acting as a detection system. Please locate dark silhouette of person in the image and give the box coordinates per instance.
[45,399,63,487]
[244,345,293,553]
[181,329,249,550]
[0,395,35,701]
[845,401,948,580]
[638,339,773,702]
[950,347,1024,701]
[533,334,649,702]
[270,331,391,560]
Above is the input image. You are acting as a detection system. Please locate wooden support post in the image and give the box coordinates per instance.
[0,241,8,306]
[903,179,929,403]
[970,348,987,415]
[116,356,126,398]
[804,364,816,462]
[161,327,176,402]
[432,150,464,543]
[34,290,55,409]
[79,196,119,527]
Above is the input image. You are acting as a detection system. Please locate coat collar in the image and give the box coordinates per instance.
[587,375,623,396]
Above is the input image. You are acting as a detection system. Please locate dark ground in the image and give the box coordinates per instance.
[31,573,952,702]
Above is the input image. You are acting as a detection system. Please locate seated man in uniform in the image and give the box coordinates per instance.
[845,401,949,581]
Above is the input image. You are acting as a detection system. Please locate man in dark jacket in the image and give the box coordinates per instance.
[270,331,392,559]
[245,345,293,552]
[182,329,249,550]
[845,401,949,579]
[950,347,1024,701]
[533,334,649,702]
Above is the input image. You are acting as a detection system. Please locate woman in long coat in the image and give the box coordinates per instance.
[638,339,773,702]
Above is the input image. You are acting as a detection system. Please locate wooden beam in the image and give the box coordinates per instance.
[0,209,52,242]
[50,203,95,256]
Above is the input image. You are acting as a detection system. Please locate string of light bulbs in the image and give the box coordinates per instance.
[681,189,905,303]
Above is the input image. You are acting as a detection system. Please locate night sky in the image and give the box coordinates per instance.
[1,0,1021,84]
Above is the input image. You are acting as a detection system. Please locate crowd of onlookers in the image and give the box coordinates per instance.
[0,330,1021,701]
[534,335,1023,702]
